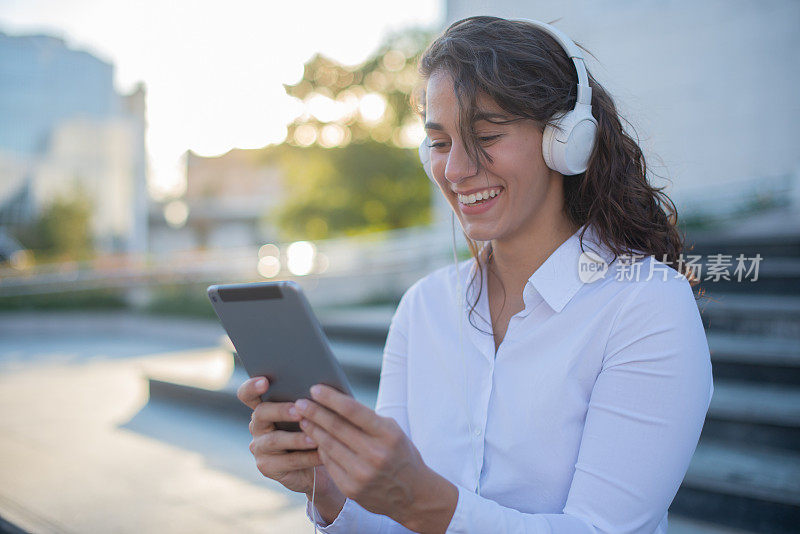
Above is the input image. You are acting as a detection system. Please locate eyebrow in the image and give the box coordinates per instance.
[424,111,517,131]
[475,111,515,124]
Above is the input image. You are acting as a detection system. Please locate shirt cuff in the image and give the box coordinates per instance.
[305,497,368,533]
[445,482,552,534]
[445,482,474,533]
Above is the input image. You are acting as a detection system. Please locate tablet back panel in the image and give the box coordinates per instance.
[207,281,353,404]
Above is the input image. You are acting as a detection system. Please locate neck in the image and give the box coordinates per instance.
[485,180,579,292]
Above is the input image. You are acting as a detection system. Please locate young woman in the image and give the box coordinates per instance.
[238,16,714,533]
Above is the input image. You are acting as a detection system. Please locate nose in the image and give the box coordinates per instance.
[444,140,478,184]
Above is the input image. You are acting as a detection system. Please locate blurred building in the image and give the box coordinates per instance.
[443,0,800,223]
[0,31,147,256]
[148,148,286,253]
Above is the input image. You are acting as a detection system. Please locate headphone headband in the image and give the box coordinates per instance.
[513,19,592,105]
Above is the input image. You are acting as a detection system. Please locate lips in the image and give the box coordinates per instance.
[454,186,504,205]
[456,186,503,214]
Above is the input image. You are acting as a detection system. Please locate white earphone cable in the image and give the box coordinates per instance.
[311,465,318,534]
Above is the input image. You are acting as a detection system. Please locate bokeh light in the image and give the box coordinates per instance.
[293,124,317,146]
[381,49,406,72]
[257,255,281,278]
[359,93,387,124]
[397,119,426,148]
[287,240,316,276]
[307,94,346,123]
[258,243,280,258]
[336,90,361,123]
[164,200,189,228]
[320,124,350,148]
[9,249,33,270]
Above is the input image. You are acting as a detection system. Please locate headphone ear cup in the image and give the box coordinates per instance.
[419,138,434,182]
[541,115,563,174]
[542,105,598,175]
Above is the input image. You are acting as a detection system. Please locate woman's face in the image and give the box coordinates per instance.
[424,70,564,244]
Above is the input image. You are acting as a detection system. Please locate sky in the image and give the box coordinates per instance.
[0,0,443,199]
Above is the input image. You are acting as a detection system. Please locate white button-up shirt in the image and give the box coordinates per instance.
[307,223,714,533]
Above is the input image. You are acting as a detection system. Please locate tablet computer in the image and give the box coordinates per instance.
[207,281,353,432]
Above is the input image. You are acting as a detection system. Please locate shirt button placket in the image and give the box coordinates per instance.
[473,358,492,488]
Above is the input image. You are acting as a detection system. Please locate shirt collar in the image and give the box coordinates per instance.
[527,223,610,313]
[463,223,612,315]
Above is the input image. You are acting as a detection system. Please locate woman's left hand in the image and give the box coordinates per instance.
[293,384,457,532]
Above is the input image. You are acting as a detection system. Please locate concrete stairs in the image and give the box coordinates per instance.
[666,228,800,532]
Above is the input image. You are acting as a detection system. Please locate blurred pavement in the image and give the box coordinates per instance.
[0,312,320,533]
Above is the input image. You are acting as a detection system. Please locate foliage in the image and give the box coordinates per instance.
[263,141,431,240]
[14,186,94,262]
[260,27,437,240]
[142,283,218,319]
[284,27,435,148]
[0,288,127,312]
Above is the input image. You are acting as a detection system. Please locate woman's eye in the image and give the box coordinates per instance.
[428,141,448,149]
[478,135,501,143]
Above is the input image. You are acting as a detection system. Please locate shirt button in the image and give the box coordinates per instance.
[474,427,482,436]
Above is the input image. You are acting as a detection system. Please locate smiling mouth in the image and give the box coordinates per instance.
[456,187,504,206]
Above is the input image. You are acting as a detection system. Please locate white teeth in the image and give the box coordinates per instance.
[457,188,502,205]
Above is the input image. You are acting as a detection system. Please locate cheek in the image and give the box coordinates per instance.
[494,139,543,170]
[430,159,449,190]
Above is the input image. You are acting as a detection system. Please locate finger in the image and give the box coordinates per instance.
[310,384,385,436]
[295,399,372,454]
[300,418,363,473]
[317,445,351,488]
[256,450,323,476]
[237,376,269,410]
[251,430,319,457]
[252,402,301,434]
[310,423,364,497]
[283,450,324,470]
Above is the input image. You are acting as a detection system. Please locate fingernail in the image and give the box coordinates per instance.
[305,436,314,445]
[299,419,309,428]
[310,385,322,397]
[288,407,298,417]
[296,399,309,412]
[255,378,265,389]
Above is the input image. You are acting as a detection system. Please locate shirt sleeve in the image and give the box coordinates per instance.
[305,288,418,533]
[445,275,714,534]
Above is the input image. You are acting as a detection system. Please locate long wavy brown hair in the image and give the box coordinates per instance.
[412,16,701,330]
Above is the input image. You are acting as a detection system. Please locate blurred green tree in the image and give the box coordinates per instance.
[266,141,431,240]
[283,27,434,147]
[266,27,437,239]
[16,186,94,262]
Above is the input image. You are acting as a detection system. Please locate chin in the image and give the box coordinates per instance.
[461,225,497,243]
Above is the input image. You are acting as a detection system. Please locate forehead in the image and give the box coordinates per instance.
[425,70,505,125]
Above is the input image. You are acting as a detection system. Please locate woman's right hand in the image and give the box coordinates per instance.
[237,376,329,494]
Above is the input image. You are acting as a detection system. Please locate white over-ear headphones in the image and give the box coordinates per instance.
[419,18,598,179]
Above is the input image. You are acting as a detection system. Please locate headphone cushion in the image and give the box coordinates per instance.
[419,139,434,182]
[542,109,597,175]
